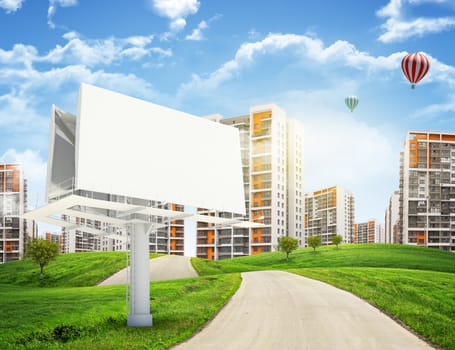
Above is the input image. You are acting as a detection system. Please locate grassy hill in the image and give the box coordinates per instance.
[0,244,453,349]
[0,252,162,287]
[191,244,455,275]
[191,244,455,350]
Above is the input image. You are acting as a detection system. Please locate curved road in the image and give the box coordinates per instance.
[172,270,434,350]
[97,255,197,286]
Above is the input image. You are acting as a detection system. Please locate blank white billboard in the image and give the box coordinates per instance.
[74,83,245,215]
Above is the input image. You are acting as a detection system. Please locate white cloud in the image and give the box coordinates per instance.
[278,88,398,222]
[377,0,455,43]
[152,0,199,19]
[0,32,170,68]
[48,0,78,29]
[186,20,208,41]
[0,0,23,13]
[414,93,455,118]
[152,0,200,33]
[0,149,47,208]
[178,33,405,95]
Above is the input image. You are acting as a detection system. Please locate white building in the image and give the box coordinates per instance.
[304,186,355,245]
[385,191,400,244]
[197,104,304,259]
[399,131,455,252]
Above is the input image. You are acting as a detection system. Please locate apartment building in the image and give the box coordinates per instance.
[45,232,64,253]
[385,191,400,243]
[353,220,383,244]
[398,131,455,252]
[149,203,185,256]
[196,104,304,260]
[304,186,354,245]
[62,202,184,255]
[0,163,29,263]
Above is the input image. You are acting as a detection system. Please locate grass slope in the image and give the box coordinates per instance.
[191,244,455,350]
[292,268,455,350]
[0,274,241,350]
[0,252,161,287]
[191,244,455,275]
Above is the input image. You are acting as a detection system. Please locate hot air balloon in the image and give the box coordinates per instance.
[401,52,430,89]
[345,95,359,112]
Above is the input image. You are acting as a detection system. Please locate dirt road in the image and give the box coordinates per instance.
[172,270,434,350]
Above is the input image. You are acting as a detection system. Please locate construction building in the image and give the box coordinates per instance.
[196,104,304,260]
[398,131,455,252]
[304,186,354,245]
[0,163,30,263]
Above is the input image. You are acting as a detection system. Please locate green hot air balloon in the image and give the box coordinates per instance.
[345,95,359,112]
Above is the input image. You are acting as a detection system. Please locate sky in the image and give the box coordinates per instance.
[1,0,455,234]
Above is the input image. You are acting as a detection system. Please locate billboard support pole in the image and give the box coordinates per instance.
[127,223,153,327]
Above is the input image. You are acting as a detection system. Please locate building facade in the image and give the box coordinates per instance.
[196,104,304,260]
[0,163,29,263]
[304,186,354,245]
[385,191,400,243]
[399,131,455,252]
[45,232,64,253]
[353,220,383,244]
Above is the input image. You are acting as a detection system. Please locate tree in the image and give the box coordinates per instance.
[331,235,343,249]
[277,236,299,262]
[26,238,59,280]
[307,235,321,252]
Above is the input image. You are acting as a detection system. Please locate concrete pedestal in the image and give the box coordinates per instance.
[127,223,153,327]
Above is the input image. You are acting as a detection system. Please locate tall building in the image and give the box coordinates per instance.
[304,186,355,245]
[62,202,184,255]
[353,220,383,244]
[0,163,29,263]
[45,232,64,253]
[385,191,400,243]
[149,203,185,255]
[196,104,304,260]
[398,131,455,252]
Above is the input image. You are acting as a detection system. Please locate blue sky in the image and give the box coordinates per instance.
[1,0,455,231]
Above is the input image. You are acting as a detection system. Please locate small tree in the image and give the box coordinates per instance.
[332,234,343,249]
[26,238,59,280]
[277,236,299,262]
[307,235,321,252]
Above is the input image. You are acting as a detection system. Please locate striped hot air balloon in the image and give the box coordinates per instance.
[345,95,359,112]
[401,52,430,89]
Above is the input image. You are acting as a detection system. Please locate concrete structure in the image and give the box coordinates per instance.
[304,186,354,245]
[197,104,304,259]
[353,220,383,244]
[385,191,400,243]
[398,131,455,252]
[0,163,29,263]
[24,83,250,326]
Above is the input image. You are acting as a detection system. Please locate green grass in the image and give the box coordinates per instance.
[0,273,241,350]
[1,245,454,349]
[0,252,162,287]
[291,268,455,350]
[190,244,455,350]
[191,244,455,275]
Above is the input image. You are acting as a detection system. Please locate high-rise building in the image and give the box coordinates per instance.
[385,191,400,243]
[304,186,354,245]
[0,163,29,263]
[62,202,184,255]
[398,131,455,252]
[45,232,64,253]
[196,104,304,260]
[149,203,185,255]
[353,220,383,244]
